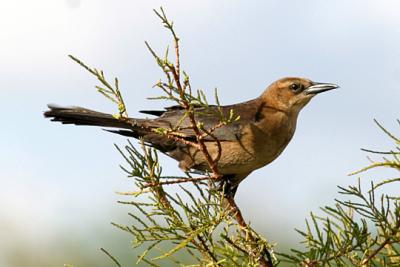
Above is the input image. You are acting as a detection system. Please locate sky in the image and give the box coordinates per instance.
[1,1,400,266]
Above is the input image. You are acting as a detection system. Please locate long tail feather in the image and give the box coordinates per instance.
[44,104,139,129]
[44,104,177,152]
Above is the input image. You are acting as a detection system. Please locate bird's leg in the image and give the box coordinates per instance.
[221,175,237,198]
[222,178,232,197]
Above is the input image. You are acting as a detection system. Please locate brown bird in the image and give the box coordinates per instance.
[44,77,338,195]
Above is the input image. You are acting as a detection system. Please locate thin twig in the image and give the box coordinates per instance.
[361,148,400,155]
[200,126,223,165]
[141,141,171,209]
[100,248,122,267]
[200,122,226,139]
[143,176,212,188]
[374,119,399,142]
[361,219,400,265]
[349,162,400,176]
[224,195,271,267]
[159,130,201,149]
[197,234,221,265]
[221,235,248,254]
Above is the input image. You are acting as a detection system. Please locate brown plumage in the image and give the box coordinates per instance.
[44,77,338,195]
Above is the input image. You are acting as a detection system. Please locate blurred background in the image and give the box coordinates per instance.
[1,0,400,266]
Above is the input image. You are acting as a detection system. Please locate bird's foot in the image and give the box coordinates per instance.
[222,178,236,198]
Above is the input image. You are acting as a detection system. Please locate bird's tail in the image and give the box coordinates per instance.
[43,105,143,131]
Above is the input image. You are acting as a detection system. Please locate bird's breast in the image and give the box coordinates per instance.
[242,113,297,170]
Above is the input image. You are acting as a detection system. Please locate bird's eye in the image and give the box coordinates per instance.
[290,83,300,91]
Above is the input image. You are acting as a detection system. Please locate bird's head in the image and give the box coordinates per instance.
[261,77,339,114]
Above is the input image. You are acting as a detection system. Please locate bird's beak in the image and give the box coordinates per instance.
[305,82,339,95]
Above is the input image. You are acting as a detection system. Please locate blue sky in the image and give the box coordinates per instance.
[1,1,400,266]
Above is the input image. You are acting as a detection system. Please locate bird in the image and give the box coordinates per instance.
[44,77,338,196]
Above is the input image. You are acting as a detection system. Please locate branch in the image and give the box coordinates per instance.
[361,218,400,265]
[68,55,128,118]
[280,121,400,266]
[148,7,273,266]
[73,7,276,266]
[142,176,211,188]
[100,248,122,267]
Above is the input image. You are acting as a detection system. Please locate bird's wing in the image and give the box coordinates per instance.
[145,99,261,142]
[139,104,207,117]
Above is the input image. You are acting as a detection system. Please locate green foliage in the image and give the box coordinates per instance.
[279,120,400,266]
[111,140,272,266]
[68,7,273,267]
[67,7,400,267]
[68,55,128,119]
[144,8,239,127]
